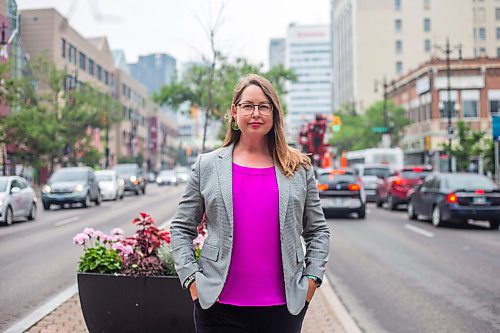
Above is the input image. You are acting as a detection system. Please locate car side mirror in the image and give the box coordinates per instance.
[11,187,21,194]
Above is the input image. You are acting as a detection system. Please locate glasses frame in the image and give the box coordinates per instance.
[236,102,274,116]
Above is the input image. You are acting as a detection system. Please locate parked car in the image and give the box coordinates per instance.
[112,163,146,195]
[95,170,125,201]
[41,167,101,210]
[376,165,433,210]
[406,173,500,229]
[147,171,157,183]
[175,167,190,183]
[316,169,366,219]
[156,170,178,186]
[0,176,38,225]
[353,164,392,202]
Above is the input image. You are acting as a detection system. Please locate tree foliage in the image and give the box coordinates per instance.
[329,100,409,152]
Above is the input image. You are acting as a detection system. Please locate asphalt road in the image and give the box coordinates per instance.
[0,183,186,331]
[327,203,500,333]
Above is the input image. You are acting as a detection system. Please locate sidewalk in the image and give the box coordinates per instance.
[22,277,352,333]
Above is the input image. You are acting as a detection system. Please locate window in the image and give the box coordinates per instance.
[496,8,500,20]
[439,91,457,118]
[424,18,431,32]
[395,40,403,53]
[68,44,77,64]
[423,0,431,9]
[396,61,403,75]
[497,27,500,39]
[96,65,102,81]
[61,38,66,58]
[479,47,486,55]
[424,39,431,52]
[497,47,500,57]
[88,59,94,76]
[488,90,500,116]
[395,0,401,11]
[462,91,479,118]
[79,52,86,70]
[395,19,402,32]
[479,27,486,40]
[104,70,109,85]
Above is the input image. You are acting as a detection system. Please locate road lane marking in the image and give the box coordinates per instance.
[404,224,435,238]
[53,216,80,227]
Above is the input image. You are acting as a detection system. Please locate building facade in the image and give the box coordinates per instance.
[129,53,176,97]
[285,24,333,141]
[332,0,497,114]
[388,57,500,171]
[269,38,286,69]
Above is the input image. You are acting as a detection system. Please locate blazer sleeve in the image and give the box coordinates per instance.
[170,154,205,288]
[302,166,331,285]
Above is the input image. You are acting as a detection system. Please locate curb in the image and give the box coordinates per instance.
[321,275,362,333]
[4,284,78,333]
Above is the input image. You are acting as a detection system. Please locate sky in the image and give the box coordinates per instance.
[17,0,331,68]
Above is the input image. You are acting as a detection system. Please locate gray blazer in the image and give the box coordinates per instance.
[170,144,330,315]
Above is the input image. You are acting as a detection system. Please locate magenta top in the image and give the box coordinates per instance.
[218,163,286,306]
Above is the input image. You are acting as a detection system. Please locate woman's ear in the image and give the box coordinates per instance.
[231,104,237,117]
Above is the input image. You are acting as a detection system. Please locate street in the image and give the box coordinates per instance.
[2,186,500,332]
[0,184,186,331]
[327,204,500,333]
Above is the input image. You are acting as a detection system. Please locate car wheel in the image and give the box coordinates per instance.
[357,207,366,219]
[387,195,397,211]
[120,192,125,200]
[4,206,13,225]
[95,193,101,206]
[83,193,92,208]
[432,205,444,227]
[27,203,37,221]
[43,202,50,210]
[407,200,417,220]
[489,220,499,230]
[135,189,140,196]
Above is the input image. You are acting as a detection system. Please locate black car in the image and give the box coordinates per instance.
[41,167,101,210]
[317,169,366,219]
[407,173,500,229]
[112,163,146,195]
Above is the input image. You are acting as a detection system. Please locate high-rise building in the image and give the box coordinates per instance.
[285,24,333,140]
[332,0,495,113]
[129,53,176,97]
[269,38,285,69]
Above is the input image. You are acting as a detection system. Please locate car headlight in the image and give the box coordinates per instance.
[130,175,137,182]
[0,200,3,206]
[75,184,84,192]
[42,185,51,193]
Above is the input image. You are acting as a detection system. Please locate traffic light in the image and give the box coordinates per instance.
[332,116,341,132]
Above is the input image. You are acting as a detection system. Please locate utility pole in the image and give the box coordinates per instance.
[374,77,391,148]
[434,37,462,172]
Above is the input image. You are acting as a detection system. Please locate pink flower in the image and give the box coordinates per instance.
[112,242,134,257]
[93,230,106,241]
[73,233,90,246]
[83,227,95,237]
[193,233,206,249]
[111,228,124,236]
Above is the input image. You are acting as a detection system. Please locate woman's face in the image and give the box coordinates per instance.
[231,85,274,140]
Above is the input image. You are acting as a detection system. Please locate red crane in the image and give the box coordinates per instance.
[298,114,331,168]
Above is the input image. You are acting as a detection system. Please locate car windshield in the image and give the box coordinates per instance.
[0,179,7,192]
[96,174,113,181]
[444,174,497,191]
[318,174,357,184]
[363,168,391,178]
[400,171,432,179]
[160,170,176,176]
[51,170,87,182]
[113,165,137,175]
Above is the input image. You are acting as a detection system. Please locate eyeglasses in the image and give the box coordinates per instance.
[237,103,273,116]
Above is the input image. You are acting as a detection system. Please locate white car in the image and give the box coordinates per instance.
[95,170,125,201]
[0,176,38,225]
[156,170,177,186]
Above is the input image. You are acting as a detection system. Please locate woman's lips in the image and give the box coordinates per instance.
[249,123,262,128]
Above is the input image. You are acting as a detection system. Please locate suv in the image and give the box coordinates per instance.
[112,163,146,195]
[41,167,101,210]
[352,164,392,202]
[376,165,433,210]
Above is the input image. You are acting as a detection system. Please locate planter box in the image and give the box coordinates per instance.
[77,273,195,333]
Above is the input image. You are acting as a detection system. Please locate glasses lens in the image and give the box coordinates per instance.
[239,103,254,112]
[258,104,272,114]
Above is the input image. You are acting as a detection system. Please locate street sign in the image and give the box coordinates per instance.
[447,126,455,139]
[372,127,388,133]
[493,115,500,141]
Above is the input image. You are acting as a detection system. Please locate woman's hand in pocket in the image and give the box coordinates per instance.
[306,278,317,302]
[189,281,198,301]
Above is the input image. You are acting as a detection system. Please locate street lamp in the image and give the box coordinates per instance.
[434,37,462,172]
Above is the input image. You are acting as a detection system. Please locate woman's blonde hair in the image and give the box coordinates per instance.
[223,74,311,177]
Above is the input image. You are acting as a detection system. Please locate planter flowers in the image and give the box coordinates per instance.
[73,212,205,333]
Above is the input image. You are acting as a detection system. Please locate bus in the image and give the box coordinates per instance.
[346,148,404,169]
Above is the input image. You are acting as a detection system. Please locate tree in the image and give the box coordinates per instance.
[329,100,409,151]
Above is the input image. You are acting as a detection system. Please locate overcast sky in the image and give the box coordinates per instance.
[17,0,331,68]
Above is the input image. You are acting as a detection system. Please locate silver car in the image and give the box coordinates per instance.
[95,170,125,201]
[156,170,177,186]
[0,176,38,225]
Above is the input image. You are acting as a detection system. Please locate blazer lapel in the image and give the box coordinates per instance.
[275,165,290,231]
[216,144,235,227]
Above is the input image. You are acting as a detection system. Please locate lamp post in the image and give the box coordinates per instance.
[434,37,462,172]
[374,77,391,147]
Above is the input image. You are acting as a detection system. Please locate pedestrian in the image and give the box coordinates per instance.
[170,74,330,333]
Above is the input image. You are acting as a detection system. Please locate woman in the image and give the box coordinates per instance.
[170,74,330,333]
